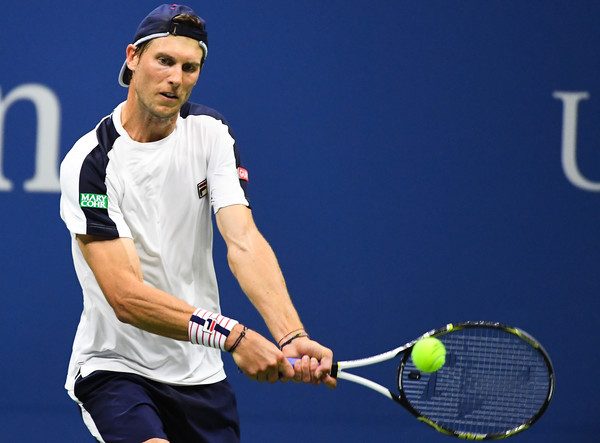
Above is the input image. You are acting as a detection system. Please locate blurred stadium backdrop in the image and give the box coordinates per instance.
[1,1,599,441]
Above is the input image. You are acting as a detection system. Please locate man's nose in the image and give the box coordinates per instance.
[167,66,183,87]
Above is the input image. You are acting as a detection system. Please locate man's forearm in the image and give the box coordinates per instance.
[226,230,304,342]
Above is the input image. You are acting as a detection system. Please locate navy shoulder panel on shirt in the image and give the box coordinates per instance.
[78,115,121,238]
[180,101,228,124]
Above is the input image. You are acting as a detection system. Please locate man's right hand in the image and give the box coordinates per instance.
[226,324,295,383]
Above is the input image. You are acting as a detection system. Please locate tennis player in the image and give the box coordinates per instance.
[59,4,334,442]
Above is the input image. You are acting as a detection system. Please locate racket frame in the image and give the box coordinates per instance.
[333,321,555,440]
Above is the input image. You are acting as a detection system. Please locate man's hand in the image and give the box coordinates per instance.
[282,337,337,388]
[227,324,295,383]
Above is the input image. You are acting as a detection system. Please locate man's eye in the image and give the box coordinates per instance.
[183,64,198,73]
[158,57,171,65]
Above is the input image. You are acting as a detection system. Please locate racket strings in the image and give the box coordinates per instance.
[400,327,551,436]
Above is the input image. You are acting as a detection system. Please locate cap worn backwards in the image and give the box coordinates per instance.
[118,4,208,87]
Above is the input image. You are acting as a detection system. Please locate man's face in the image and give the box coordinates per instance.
[127,35,203,119]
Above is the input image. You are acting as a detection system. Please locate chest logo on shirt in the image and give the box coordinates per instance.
[79,193,108,209]
[197,179,208,199]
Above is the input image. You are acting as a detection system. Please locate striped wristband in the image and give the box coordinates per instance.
[188,308,238,351]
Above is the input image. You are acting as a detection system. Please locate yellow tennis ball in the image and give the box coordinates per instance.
[411,337,446,373]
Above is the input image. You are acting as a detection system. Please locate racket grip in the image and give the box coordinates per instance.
[286,358,339,378]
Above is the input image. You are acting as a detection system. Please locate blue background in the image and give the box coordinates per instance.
[1,1,598,441]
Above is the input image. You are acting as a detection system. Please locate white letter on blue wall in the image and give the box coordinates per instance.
[553,91,600,192]
[0,84,61,192]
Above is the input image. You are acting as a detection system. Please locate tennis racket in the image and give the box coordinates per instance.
[290,321,554,440]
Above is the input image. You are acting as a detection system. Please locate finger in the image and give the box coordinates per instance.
[267,369,279,383]
[277,369,290,382]
[278,357,295,381]
[301,355,311,383]
[293,359,302,382]
[256,372,267,383]
[315,353,333,379]
[310,357,319,384]
[315,348,333,379]
[322,374,337,389]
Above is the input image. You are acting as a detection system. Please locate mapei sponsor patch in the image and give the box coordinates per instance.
[79,193,108,209]
[197,179,208,199]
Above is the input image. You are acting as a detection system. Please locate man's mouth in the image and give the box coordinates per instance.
[160,92,178,100]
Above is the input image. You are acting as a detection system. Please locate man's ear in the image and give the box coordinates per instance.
[125,44,139,72]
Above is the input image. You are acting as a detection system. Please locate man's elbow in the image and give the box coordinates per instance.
[104,283,139,325]
[226,244,246,276]
[112,301,135,325]
[226,228,256,260]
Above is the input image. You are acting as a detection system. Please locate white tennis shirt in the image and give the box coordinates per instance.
[60,102,249,395]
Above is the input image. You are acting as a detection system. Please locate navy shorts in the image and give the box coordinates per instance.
[74,370,240,443]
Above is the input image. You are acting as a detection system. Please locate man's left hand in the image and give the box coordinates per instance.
[282,337,337,388]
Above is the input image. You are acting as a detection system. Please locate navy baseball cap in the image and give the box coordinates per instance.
[118,4,208,87]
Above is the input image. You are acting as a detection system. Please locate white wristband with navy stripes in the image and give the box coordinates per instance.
[188,308,238,351]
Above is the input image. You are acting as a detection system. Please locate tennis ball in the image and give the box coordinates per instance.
[411,337,446,373]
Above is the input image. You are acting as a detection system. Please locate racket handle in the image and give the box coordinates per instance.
[286,358,339,378]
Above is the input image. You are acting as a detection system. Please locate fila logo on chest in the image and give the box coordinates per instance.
[197,179,207,199]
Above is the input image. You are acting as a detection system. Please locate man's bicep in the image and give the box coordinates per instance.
[215,205,256,247]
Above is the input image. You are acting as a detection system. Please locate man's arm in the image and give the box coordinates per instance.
[77,234,194,339]
[76,234,294,382]
[215,205,336,386]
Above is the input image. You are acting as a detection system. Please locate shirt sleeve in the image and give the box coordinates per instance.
[59,132,132,239]
[206,118,250,213]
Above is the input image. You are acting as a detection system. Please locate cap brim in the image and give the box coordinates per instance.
[118,60,131,87]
